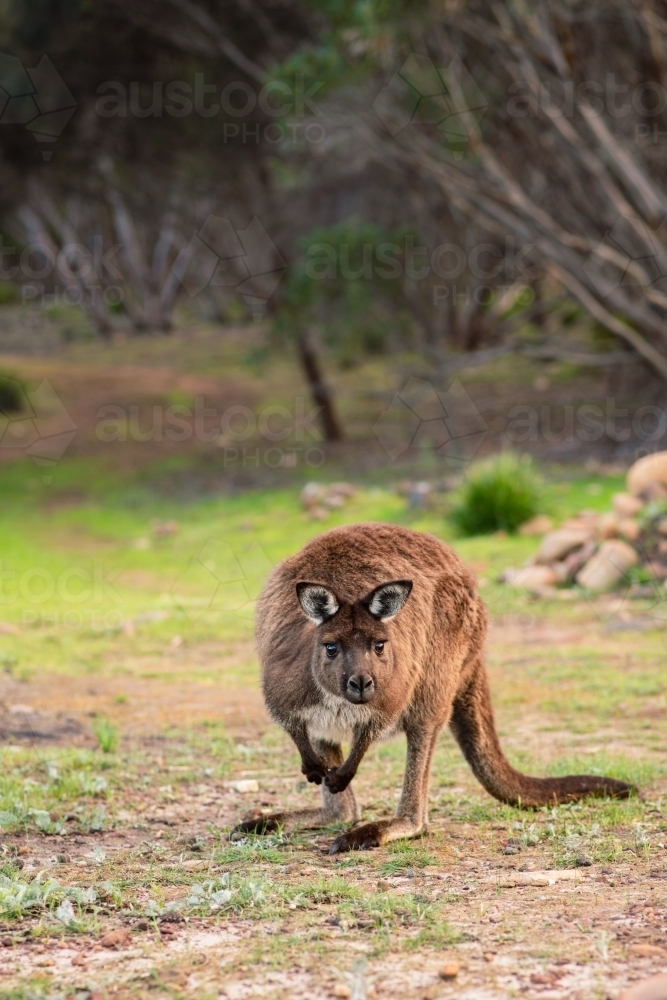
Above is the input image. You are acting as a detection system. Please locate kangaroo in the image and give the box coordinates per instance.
[236,523,633,853]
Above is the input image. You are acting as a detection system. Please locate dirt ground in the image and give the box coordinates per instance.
[0,616,665,1000]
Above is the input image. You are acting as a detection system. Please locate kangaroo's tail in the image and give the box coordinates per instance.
[449,659,635,806]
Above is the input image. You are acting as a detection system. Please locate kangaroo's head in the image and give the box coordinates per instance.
[295,579,413,705]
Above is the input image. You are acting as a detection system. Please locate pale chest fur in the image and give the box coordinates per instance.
[298,692,399,745]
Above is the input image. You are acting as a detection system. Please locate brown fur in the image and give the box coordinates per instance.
[235,523,634,852]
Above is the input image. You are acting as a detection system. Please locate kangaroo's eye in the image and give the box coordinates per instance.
[374,641,385,654]
[325,643,338,658]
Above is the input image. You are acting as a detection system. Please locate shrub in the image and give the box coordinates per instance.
[450,453,543,536]
[0,373,24,413]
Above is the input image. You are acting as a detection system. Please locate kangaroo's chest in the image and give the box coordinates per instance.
[299,696,375,745]
[299,694,402,746]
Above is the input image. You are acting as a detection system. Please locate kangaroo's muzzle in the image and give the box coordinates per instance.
[345,673,375,703]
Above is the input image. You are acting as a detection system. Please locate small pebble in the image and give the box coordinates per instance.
[575,854,592,867]
[225,779,259,793]
[438,962,460,980]
[331,986,351,999]
[483,952,495,963]
[100,927,131,949]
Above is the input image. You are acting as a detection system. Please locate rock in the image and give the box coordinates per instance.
[597,512,620,539]
[551,561,570,584]
[300,482,325,509]
[628,451,667,499]
[559,540,597,582]
[331,986,351,999]
[100,927,131,949]
[562,510,600,529]
[323,494,346,509]
[71,953,87,966]
[497,870,580,887]
[153,520,179,537]
[503,566,559,589]
[576,539,639,591]
[618,518,641,542]
[438,962,460,980]
[483,952,496,963]
[613,493,644,518]
[618,973,667,1000]
[302,482,356,512]
[575,854,592,867]
[327,482,357,499]
[406,481,434,509]
[225,779,259,793]
[518,515,554,536]
[502,846,519,855]
[536,528,592,564]
[627,944,667,958]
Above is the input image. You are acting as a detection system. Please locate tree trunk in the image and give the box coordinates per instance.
[296,331,344,442]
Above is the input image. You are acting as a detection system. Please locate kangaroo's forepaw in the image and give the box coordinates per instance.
[329,821,385,854]
[301,758,327,784]
[324,766,354,794]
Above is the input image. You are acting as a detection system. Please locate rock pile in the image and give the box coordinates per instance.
[300,482,357,520]
[502,451,667,594]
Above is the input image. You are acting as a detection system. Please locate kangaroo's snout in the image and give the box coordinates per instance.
[346,673,375,703]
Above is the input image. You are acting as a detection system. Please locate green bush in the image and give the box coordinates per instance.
[0,374,24,413]
[450,453,543,536]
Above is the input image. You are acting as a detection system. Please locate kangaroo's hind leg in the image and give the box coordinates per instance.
[234,740,359,835]
[328,722,439,853]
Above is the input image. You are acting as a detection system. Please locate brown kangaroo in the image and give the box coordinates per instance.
[236,523,633,852]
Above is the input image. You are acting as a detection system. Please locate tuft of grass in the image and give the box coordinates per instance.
[450,452,544,536]
[92,716,119,753]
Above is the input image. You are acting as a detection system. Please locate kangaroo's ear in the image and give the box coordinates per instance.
[363,580,413,621]
[296,582,340,625]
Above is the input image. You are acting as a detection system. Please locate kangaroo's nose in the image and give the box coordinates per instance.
[347,674,374,700]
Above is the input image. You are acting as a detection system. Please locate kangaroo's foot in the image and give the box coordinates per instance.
[233,807,328,836]
[329,817,426,854]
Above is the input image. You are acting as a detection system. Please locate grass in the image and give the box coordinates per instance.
[91,717,119,754]
[0,455,665,998]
